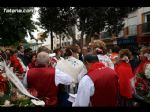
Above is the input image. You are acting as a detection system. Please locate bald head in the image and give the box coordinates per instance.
[37,51,49,64]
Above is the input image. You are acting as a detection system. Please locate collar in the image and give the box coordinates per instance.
[88,62,105,74]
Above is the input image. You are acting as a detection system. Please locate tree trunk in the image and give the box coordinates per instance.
[80,31,84,48]
[60,35,61,48]
[50,30,53,50]
[85,28,93,46]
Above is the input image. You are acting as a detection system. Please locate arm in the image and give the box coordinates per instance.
[72,75,94,107]
[55,68,73,86]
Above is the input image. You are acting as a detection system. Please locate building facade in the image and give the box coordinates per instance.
[101,7,150,50]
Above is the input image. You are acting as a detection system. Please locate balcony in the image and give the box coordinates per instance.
[142,22,150,34]
[128,25,137,36]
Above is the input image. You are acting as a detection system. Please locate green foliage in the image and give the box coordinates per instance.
[140,72,145,78]
[13,97,34,107]
[75,7,139,38]
[38,7,77,49]
[0,7,36,46]
[0,81,12,105]
[38,7,139,47]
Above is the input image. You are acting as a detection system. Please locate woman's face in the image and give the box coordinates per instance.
[73,53,79,59]
[32,55,36,62]
[92,48,97,55]
[57,51,61,57]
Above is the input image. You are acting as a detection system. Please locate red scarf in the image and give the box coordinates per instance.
[115,62,133,98]
[88,62,105,74]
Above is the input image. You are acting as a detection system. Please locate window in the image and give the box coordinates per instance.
[144,12,150,23]
[146,14,150,22]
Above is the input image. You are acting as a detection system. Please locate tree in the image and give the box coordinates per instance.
[0,7,36,46]
[75,7,139,47]
[104,7,139,34]
[38,7,139,49]
[38,7,76,50]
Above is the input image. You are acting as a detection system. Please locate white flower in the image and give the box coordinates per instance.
[4,100,11,106]
[31,99,45,106]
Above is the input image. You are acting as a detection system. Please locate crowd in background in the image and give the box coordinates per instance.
[0,40,150,107]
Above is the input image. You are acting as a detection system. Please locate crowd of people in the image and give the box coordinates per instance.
[0,40,150,107]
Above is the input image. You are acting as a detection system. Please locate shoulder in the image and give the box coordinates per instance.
[79,75,94,91]
[80,75,92,84]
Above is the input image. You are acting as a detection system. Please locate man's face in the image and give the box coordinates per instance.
[20,46,24,53]
[84,61,90,70]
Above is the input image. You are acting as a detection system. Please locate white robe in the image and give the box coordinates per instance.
[56,56,87,83]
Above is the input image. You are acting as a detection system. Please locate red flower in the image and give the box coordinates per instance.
[0,75,7,93]
[135,82,139,87]
[10,55,24,74]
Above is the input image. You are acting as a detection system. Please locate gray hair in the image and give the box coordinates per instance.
[37,51,49,64]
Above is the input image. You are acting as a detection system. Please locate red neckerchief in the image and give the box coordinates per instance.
[88,62,105,74]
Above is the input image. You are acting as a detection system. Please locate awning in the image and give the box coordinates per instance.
[117,36,137,45]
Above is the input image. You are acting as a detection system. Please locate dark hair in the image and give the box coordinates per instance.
[119,49,132,59]
[28,52,37,63]
[24,48,32,54]
[64,45,78,57]
[17,45,23,50]
[112,46,120,53]
[84,54,99,63]
[53,48,61,54]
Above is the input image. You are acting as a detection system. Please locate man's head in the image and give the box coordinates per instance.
[37,51,49,65]
[24,48,32,57]
[17,45,24,53]
[37,46,50,54]
[82,46,88,56]
[83,54,99,70]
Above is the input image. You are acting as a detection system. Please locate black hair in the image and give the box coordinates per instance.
[24,48,32,54]
[53,48,61,54]
[112,46,120,53]
[64,45,78,57]
[17,45,23,50]
[84,54,99,63]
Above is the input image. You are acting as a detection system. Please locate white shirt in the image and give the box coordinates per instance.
[97,54,114,70]
[72,75,94,107]
[23,68,73,88]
